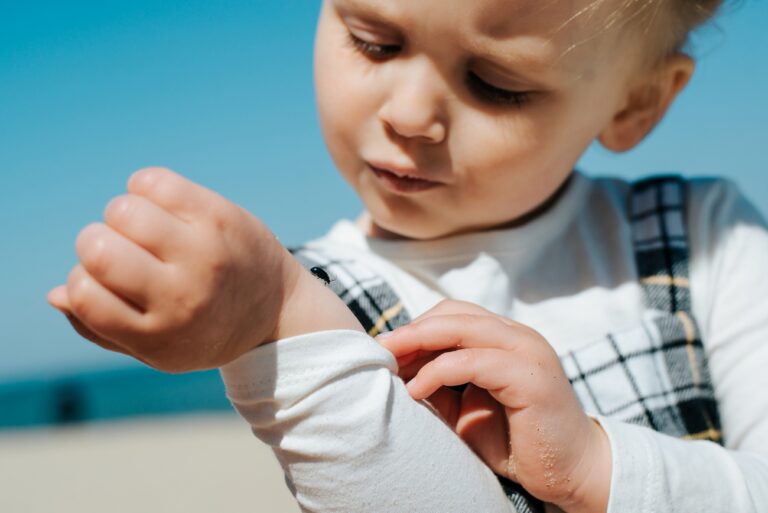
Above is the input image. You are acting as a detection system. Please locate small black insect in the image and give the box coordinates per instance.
[310,266,333,286]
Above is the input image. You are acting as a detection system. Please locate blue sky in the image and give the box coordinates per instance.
[1,0,766,380]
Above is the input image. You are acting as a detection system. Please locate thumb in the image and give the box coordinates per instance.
[424,387,462,428]
[456,385,512,479]
[47,285,134,359]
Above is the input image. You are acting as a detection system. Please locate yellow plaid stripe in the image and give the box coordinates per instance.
[676,311,701,386]
[367,302,405,337]
[684,428,722,442]
[640,276,690,287]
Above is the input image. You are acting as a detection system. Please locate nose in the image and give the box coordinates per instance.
[378,59,447,144]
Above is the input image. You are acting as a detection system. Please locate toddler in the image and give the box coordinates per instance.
[49,0,768,512]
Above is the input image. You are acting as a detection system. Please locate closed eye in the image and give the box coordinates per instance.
[466,72,532,108]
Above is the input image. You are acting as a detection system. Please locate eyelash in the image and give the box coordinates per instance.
[465,72,532,108]
[347,33,532,109]
[347,33,400,61]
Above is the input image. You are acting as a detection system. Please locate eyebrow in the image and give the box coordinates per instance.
[470,37,564,77]
[332,0,400,25]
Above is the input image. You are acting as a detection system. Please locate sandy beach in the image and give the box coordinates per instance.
[0,413,300,513]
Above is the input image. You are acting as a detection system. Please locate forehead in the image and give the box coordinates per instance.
[334,0,606,38]
[472,0,581,35]
[334,0,622,75]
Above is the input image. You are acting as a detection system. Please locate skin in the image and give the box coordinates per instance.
[49,0,695,510]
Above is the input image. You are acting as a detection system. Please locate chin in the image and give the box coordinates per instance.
[364,199,469,241]
[372,216,459,241]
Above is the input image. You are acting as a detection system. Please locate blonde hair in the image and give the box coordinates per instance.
[570,0,726,68]
[644,0,723,57]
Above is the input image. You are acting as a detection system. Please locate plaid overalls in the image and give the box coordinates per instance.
[291,175,722,513]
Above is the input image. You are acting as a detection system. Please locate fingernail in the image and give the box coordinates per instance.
[375,331,394,340]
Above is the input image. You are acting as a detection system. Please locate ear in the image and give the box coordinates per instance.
[599,54,694,152]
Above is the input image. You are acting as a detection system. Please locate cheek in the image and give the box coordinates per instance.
[317,82,371,190]
[315,39,378,175]
[465,98,592,177]
[315,47,350,142]
[448,111,575,214]
[453,114,543,185]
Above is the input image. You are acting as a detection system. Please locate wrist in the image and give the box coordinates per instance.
[216,233,296,366]
[558,417,612,513]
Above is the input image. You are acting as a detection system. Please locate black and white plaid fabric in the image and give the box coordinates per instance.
[288,175,722,513]
[561,176,722,443]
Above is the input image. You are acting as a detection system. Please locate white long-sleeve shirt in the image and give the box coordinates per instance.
[221,172,768,512]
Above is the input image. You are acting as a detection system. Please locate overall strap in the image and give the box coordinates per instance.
[629,175,723,444]
[630,174,692,314]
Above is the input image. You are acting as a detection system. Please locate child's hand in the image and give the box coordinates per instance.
[378,300,611,513]
[47,167,318,372]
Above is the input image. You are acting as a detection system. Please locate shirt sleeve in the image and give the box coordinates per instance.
[597,178,768,512]
[219,329,515,513]
[596,416,768,512]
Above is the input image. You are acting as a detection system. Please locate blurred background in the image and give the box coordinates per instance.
[0,0,766,511]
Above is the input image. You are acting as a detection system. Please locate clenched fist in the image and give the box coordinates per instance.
[48,167,362,372]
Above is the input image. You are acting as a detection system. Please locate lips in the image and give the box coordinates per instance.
[367,162,443,193]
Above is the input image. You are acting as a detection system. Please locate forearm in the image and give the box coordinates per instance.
[269,253,366,341]
[220,330,515,513]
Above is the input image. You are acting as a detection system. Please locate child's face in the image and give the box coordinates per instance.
[314,0,642,239]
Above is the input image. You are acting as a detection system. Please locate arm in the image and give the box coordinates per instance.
[223,262,516,512]
[222,242,514,512]
[47,167,514,512]
[220,329,516,513]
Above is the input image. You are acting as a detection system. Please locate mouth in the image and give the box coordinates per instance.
[367,162,444,194]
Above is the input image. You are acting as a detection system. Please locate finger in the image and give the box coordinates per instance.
[456,385,511,478]
[67,264,148,344]
[76,223,165,310]
[127,167,224,223]
[394,350,421,369]
[397,349,450,381]
[47,285,72,315]
[398,354,433,381]
[49,284,128,353]
[411,299,511,324]
[104,193,191,261]
[424,387,462,428]
[379,314,531,357]
[406,348,525,403]
[64,314,133,357]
